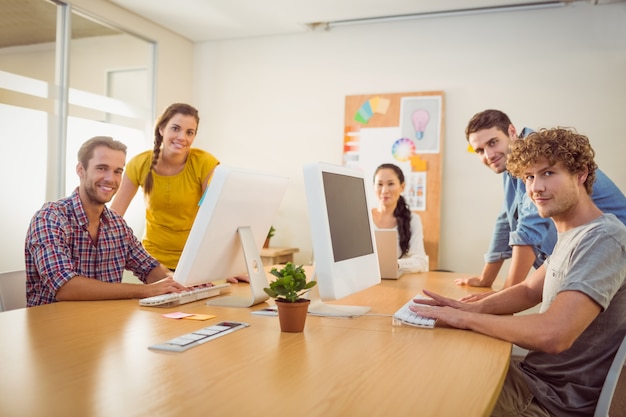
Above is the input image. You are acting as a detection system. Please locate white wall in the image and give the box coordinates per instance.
[192,2,626,278]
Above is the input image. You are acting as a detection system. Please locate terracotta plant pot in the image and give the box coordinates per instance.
[275,299,310,332]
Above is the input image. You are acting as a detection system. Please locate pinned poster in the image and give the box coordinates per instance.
[405,172,427,211]
[399,96,442,154]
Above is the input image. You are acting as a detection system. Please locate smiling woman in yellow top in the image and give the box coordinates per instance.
[111,103,219,270]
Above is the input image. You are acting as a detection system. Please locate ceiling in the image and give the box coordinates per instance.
[106,0,575,42]
[1,0,119,48]
[0,0,619,49]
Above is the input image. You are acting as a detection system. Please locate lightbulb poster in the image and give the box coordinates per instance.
[399,96,441,154]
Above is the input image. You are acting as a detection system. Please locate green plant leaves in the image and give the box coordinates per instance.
[264,262,316,303]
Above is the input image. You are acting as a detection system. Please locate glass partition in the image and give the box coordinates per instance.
[0,0,156,272]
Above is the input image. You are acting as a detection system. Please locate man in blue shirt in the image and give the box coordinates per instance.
[456,109,626,292]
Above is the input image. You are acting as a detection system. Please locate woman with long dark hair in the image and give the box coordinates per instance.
[371,163,428,273]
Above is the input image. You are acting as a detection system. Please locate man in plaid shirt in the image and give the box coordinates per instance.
[25,136,187,306]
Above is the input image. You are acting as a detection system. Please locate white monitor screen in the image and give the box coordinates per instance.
[173,165,288,307]
[303,162,380,315]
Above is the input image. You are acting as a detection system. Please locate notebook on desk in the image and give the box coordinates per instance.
[374,230,404,280]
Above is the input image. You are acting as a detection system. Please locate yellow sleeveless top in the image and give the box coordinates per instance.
[125,148,219,270]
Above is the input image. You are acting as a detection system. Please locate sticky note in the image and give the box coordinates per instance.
[162,312,195,319]
[409,155,428,172]
[182,314,216,321]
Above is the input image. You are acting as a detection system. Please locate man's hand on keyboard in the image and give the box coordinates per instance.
[459,290,496,303]
[409,290,478,330]
[143,277,188,298]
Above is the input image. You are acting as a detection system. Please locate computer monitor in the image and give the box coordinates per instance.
[303,162,381,317]
[173,164,289,307]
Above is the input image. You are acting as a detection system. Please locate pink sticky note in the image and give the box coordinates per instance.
[162,312,194,319]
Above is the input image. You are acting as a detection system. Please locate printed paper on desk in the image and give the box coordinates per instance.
[251,306,278,316]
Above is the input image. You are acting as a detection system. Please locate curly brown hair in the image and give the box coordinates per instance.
[143,103,200,195]
[507,127,597,195]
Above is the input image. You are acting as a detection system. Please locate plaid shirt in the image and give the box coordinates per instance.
[25,188,159,306]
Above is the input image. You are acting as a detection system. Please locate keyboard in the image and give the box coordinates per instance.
[392,294,436,328]
[139,283,231,307]
[149,321,249,352]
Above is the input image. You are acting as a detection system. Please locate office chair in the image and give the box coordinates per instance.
[594,333,626,417]
[0,270,27,312]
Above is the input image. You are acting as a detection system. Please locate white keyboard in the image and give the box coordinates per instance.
[392,294,436,328]
[139,283,231,307]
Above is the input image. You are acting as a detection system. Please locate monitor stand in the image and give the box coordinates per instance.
[206,226,270,308]
[305,272,371,318]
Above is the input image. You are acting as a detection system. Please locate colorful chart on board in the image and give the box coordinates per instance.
[354,96,391,124]
[391,137,416,162]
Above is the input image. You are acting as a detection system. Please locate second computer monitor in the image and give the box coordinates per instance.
[303,162,381,316]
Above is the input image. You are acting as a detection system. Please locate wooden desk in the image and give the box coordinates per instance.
[259,246,299,266]
[0,271,510,417]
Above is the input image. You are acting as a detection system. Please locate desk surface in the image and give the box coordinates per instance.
[0,271,510,417]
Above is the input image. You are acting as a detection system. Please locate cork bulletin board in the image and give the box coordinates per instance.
[343,91,444,270]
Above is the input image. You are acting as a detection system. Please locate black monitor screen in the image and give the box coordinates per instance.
[322,172,374,262]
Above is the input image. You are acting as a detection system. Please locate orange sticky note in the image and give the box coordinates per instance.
[409,155,428,172]
[182,314,216,321]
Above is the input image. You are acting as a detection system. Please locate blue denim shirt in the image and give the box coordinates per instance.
[485,172,555,268]
[590,169,626,226]
[485,128,626,268]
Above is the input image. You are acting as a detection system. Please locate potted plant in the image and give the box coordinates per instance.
[263,262,316,332]
[263,225,276,248]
